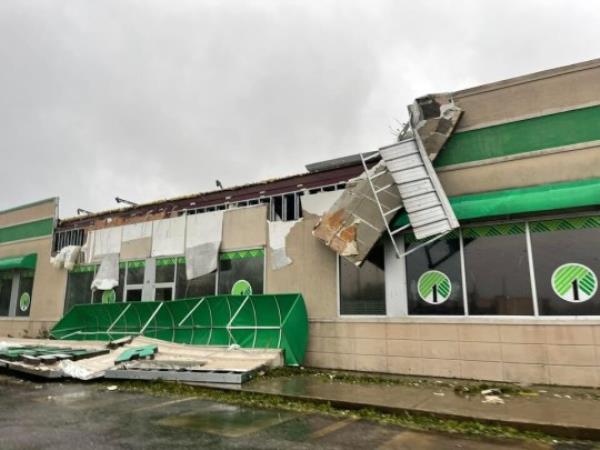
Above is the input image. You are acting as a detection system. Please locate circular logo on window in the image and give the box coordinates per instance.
[552,263,597,303]
[418,270,451,305]
[231,280,252,296]
[101,289,117,304]
[19,292,31,312]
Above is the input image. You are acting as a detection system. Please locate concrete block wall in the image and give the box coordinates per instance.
[305,320,600,387]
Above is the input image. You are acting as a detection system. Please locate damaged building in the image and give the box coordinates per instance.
[1,58,600,386]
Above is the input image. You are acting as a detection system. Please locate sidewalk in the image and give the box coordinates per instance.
[213,371,600,440]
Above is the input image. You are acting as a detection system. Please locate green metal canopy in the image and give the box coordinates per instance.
[0,253,37,271]
[392,177,600,229]
[50,294,309,366]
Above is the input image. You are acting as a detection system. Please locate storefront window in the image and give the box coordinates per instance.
[218,249,264,295]
[0,272,13,316]
[176,261,216,298]
[405,233,463,315]
[531,218,600,315]
[463,224,534,315]
[15,271,34,317]
[339,242,386,315]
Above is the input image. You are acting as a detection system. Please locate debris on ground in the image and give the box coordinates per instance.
[482,395,505,405]
[0,336,283,385]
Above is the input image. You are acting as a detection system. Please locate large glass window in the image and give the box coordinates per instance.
[65,267,95,311]
[531,219,600,315]
[405,233,464,315]
[176,261,216,298]
[16,270,34,317]
[339,241,386,315]
[463,224,534,315]
[0,270,35,317]
[218,249,264,295]
[0,272,14,316]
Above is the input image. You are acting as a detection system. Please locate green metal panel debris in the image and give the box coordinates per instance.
[50,294,309,366]
[115,345,158,363]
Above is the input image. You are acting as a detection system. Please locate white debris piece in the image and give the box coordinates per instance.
[91,254,119,291]
[185,211,224,280]
[151,216,186,257]
[481,395,505,405]
[51,245,81,270]
[268,220,300,270]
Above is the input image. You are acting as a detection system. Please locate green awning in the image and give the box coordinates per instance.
[392,177,600,229]
[0,253,37,271]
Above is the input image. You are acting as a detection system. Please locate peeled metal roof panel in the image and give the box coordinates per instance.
[379,138,458,240]
[403,192,440,213]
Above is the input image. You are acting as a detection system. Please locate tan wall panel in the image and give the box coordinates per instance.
[438,146,600,196]
[306,321,600,387]
[0,320,55,338]
[0,199,57,228]
[266,214,338,320]
[454,63,600,131]
[0,237,68,322]
[221,206,267,251]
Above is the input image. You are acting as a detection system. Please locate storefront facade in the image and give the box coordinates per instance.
[2,58,600,386]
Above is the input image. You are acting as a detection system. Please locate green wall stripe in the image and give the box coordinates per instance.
[72,264,97,273]
[529,215,600,233]
[393,177,600,229]
[462,222,525,239]
[435,105,600,167]
[0,218,54,244]
[156,256,185,266]
[220,248,264,260]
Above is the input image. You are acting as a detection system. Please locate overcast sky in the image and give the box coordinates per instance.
[1,1,599,217]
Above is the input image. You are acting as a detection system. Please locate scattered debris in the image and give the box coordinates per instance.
[433,392,445,397]
[106,385,118,391]
[481,388,502,396]
[0,336,283,385]
[313,161,402,266]
[482,395,505,405]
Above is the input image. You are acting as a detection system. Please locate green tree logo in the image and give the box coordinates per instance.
[19,292,31,312]
[552,263,597,303]
[101,289,117,304]
[418,270,451,304]
[231,279,252,296]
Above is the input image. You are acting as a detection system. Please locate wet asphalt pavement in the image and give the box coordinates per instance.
[0,375,582,450]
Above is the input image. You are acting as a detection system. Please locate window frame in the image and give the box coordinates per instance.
[0,269,35,318]
[336,243,388,318]
[375,211,600,321]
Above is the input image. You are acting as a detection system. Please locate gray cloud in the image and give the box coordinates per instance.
[1,0,599,217]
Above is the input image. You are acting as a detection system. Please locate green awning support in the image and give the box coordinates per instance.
[392,177,600,229]
[0,253,37,271]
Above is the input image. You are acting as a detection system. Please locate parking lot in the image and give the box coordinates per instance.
[0,375,559,450]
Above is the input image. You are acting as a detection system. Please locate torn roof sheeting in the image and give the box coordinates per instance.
[409,93,463,161]
[313,93,461,263]
[312,161,402,266]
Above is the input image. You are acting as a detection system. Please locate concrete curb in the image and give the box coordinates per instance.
[199,383,600,441]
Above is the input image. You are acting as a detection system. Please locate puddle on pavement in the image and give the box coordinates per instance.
[155,403,296,437]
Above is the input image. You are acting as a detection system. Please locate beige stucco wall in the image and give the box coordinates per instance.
[453,59,600,131]
[0,198,57,228]
[265,214,338,320]
[438,144,600,196]
[0,198,66,338]
[306,320,600,387]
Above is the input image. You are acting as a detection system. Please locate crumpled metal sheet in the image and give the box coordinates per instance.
[312,161,402,266]
[408,93,463,161]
